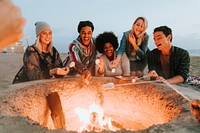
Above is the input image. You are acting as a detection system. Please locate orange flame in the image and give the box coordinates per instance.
[74,103,117,132]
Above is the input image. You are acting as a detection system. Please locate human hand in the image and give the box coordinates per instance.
[156,76,166,82]
[148,70,158,79]
[57,67,69,75]
[148,70,166,82]
[51,67,69,76]
[190,99,200,121]
[128,33,137,48]
[62,67,70,73]
[110,55,121,68]
[82,69,92,84]
[0,0,26,50]
[95,58,104,69]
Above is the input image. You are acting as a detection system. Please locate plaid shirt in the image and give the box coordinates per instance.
[147,46,190,82]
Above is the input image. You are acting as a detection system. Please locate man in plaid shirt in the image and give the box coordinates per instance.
[147,26,190,84]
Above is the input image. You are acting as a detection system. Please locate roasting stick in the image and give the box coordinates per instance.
[103,75,150,89]
[64,61,90,84]
[131,75,149,83]
[69,61,90,85]
[62,61,75,70]
[103,79,192,101]
[102,80,160,89]
[116,75,149,82]
[103,74,192,102]
[162,80,191,102]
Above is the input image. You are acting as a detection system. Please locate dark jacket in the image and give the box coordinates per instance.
[13,44,63,84]
[147,46,190,82]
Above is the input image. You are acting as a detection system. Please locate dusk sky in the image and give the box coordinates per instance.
[13,0,200,53]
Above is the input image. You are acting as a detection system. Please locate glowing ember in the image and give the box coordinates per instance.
[74,103,118,132]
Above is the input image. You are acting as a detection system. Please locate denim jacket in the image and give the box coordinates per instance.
[117,30,149,61]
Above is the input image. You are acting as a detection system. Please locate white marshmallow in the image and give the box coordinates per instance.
[69,61,75,68]
[95,59,100,64]
[111,68,116,73]
[132,79,136,83]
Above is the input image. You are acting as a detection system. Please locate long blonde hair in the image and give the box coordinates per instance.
[35,35,53,55]
[132,17,148,46]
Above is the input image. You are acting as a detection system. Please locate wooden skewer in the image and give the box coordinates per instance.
[103,80,192,102]
[162,80,191,101]
[102,80,160,89]
[131,75,149,83]
[134,75,149,80]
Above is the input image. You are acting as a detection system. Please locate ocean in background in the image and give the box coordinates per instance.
[188,49,200,56]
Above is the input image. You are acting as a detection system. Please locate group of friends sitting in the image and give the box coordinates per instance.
[12,17,190,85]
[10,17,200,122]
[0,0,199,128]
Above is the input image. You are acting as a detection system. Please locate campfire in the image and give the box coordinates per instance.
[74,102,119,132]
[0,77,187,132]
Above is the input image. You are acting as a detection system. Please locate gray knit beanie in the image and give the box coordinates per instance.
[35,21,51,36]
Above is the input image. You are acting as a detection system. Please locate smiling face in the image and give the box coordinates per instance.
[80,26,93,46]
[153,31,171,51]
[104,42,114,58]
[132,18,145,36]
[39,29,52,45]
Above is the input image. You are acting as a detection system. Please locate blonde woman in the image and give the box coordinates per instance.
[113,17,149,77]
[13,21,69,84]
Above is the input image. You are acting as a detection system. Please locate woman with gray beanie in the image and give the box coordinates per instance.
[13,21,69,84]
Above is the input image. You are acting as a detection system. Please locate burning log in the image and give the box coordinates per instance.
[46,92,66,129]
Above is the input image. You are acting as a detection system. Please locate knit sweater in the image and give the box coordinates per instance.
[96,52,130,77]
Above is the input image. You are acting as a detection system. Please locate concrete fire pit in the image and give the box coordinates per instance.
[0,77,200,132]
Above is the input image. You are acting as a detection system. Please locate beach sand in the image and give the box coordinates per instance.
[189,56,200,77]
[0,53,200,133]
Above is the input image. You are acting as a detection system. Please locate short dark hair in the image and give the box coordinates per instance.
[95,32,119,53]
[154,26,173,42]
[77,20,94,33]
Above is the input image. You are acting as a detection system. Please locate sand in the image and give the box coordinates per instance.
[0,53,200,133]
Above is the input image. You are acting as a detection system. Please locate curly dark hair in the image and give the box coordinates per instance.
[77,20,94,33]
[95,32,119,53]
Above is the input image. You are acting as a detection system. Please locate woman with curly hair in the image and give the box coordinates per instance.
[95,32,130,77]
